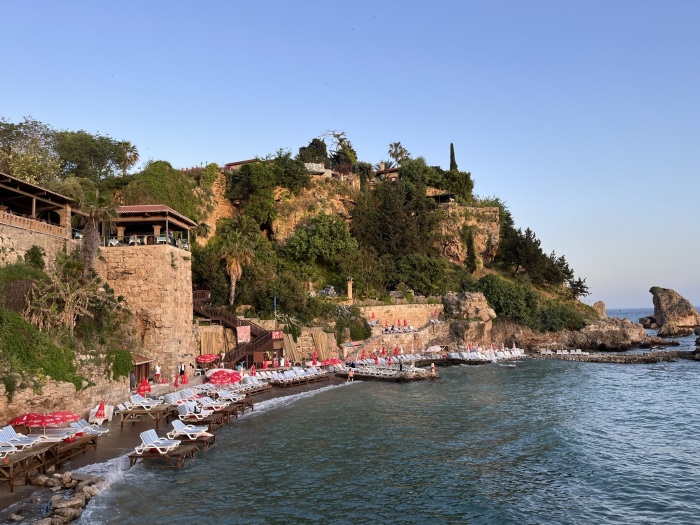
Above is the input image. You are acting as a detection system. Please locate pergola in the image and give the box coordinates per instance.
[103,205,196,248]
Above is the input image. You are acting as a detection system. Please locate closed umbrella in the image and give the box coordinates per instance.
[137,377,151,396]
[95,400,106,420]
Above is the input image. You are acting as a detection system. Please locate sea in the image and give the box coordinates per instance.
[54,308,700,523]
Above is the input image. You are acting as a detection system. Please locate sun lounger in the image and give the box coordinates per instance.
[0,429,34,451]
[178,403,213,421]
[167,420,211,440]
[134,429,181,455]
[0,443,17,458]
[130,394,162,410]
[71,419,109,435]
[197,396,229,410]
[28,428,76,442]
[2,426,41,448]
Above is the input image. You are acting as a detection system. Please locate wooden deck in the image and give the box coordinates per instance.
[0,434,101,492]
[179,412,225,432]
[180,433,216,451]
[120,405,170,429]
[128,444,198,468]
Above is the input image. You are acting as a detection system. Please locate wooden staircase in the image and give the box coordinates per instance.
[193,291,274,365]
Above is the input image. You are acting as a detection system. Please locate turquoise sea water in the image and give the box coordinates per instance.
[76,308,699,524]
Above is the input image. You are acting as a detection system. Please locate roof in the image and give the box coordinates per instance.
[131,352,155,365]
[375,167,400,176]
[0,172,74,205]
[116,205,197,227]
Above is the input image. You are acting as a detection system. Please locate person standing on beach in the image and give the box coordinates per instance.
[129,370,136,391]
[178,362,185,379]
[347,368,354,382]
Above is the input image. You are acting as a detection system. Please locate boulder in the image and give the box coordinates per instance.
[570,318,648,351]
[443,291,496,322]
[592,301,607,319]
[650,286,700,336]
[639,316,658,329]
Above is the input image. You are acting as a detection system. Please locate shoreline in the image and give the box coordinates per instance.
[0,373,347,518]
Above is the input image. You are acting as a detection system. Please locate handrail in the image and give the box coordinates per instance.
[193,298,274,365]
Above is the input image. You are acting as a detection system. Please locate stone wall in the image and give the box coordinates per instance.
[359,303,443,332]
[0,220,77,269]
[93,245,196,377]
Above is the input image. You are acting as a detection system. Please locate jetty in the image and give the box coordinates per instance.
[532,350,696,364]
[335,366,435,382]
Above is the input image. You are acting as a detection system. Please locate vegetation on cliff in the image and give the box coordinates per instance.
[0,115,593,336]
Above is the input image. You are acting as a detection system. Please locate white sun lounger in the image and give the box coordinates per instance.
[167,420,211,440]
[134,429,181,455]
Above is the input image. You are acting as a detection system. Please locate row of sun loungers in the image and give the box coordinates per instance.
[0,419,107,459]
[267,367,328,386]
[539,348,590,356]
[447,348,526,363]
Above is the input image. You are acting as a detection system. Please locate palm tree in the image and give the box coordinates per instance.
[74,189,117,273]
[216,216,259,305]
[373,159,395,171]
[388,142,410,166]
[192,222,211,244]
[119,141,140,176]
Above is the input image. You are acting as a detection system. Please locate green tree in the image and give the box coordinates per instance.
[121,161,199,220]
[0,117,61,184]
[443,169,474,202]
[355,161,373,192]
[297,138,329,167]
[119,141,139,176]
[54,130,129,181]
[271,149,311,194]
[388,141,410,166]
[191,243,229,306]
[215,216,260,305]
[450,143,458,171]
[284,213,358,270]
[391,254,448,296]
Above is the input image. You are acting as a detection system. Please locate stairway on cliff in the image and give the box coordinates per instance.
[193,290,274,365]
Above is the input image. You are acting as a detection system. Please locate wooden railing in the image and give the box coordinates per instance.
[192,298,274,365]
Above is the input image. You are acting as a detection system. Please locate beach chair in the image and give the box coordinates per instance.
[0,442,17,458]
[167,420,211,440]
[72,419,109,435]
[0,429,35,451]
[197,396,229,410]
[134,430,181,455]
[178,403,213,421]
[2,426,41,448]
[130,394,162,410]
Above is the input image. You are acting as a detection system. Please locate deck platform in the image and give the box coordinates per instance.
[181,433,216,451]
[179,412,225,433]
[119,405,170,429]
[128,444,198,469]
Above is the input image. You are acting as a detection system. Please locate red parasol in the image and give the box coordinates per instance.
[209,370,242,385]
[312,349,318,366]
[394,347,399,356]
[196,354,219,364]
[375,355,379,365]
[251,364,256,376]
[8,413,63,428]
[262,360,268,370]
[95,400,106,420]
[388,356,393,366]
[371,311,375,319]
[137,377,151,396]
[381,347,386,356]
[361,348,367,360]
[384,320,388,328]
[49,411,80,424]
[403,319,407,327]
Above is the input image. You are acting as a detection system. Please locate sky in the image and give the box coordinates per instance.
[1,1,698,308]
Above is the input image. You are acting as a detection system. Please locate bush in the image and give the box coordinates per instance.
[24,246,46,270]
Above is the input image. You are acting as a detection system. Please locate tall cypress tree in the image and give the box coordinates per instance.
[449,143,458,171]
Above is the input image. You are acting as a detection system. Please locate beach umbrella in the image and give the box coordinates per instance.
[361,348,367,360]
[95,400,106,420]
[49,411,80,424]
[394,347,399,356]
[371,311,375,319]
[384,320,388,328]
[388,356,393,367]
[251,364,256,376]
[425,345,441,354]
[404,319,407,327]
[8,412,63,429]
[208,369,241,385]
[262,360,268,370]
[137,377,151,396]
[374,355,379,365]
[196,354,218,364]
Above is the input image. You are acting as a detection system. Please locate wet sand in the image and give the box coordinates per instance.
[0,373,346,516]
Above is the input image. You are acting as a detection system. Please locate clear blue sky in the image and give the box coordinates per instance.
[2,1,698,308]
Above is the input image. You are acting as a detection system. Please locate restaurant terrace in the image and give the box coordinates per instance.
[102,205,196,250]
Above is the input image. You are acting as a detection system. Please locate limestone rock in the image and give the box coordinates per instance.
[639,316,658,329]
[572,318,647,351]
[52,507,82,521]
[8,513,25,522]
[51,493,85,509]
[592,301,607,319]
[650,286,700,336]
[443,292,496,322]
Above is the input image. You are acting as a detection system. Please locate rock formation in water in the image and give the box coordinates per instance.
[648,286,700,337]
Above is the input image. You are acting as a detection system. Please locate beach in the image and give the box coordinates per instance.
[0,372,347,520]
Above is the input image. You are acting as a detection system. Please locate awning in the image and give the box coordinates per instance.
[131,352,155,365]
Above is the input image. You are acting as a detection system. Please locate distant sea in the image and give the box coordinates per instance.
[72,308,699,524]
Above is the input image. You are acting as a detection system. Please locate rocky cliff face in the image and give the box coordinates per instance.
[439,205,500,267]
[646,286,700,337]
[443,291,497,344]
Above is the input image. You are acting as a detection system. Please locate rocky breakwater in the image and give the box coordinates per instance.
[10,472,106,524]
[639,287,700,337]
[442,291,497,345]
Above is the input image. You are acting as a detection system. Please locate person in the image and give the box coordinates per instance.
[399,361,403,372]
[154,363,161,383]
[129,370,136,391]
[220,351,225,363]
[178,362,185,379]
[430,362,437,377]
[347,368,354,383]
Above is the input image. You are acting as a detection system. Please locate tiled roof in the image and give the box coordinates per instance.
[117,205,196,226]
